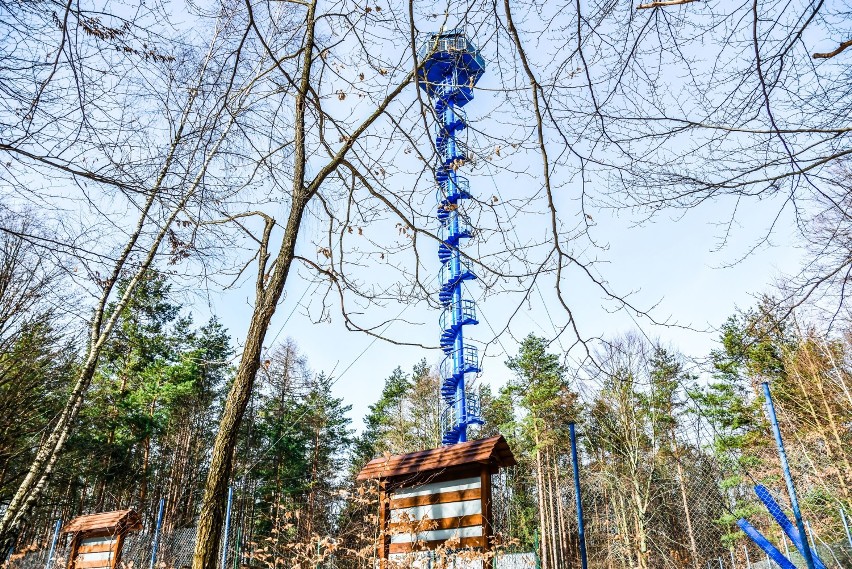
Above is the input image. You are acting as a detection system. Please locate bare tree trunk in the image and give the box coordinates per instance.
[554,462,570,564]
[187,1,416,565]
[632,483,649,569]
[534,432,549,569]
[191,1,320,563]
[672,441,699,569]
[603,483,614,569]
[545,450,560,569]
[616,490,632,568]
[805,349,852,498]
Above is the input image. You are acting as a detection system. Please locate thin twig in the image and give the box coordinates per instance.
[813,39,852,59]
[636,0,698,9]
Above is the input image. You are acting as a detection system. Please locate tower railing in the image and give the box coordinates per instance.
[439,299,478,333]
[440,392,484,444]
[439,346,480,382]
[436,137,468,165]
[419,29,485,445]
[438,176,471,203]
[436,104,466,132]
[418,30,484,66]
[438,215,473,245]
[438,260,476,301]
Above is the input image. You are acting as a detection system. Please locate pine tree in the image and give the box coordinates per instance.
[350,366,411,472]
[504,334,580,568]
[60,274,233,523]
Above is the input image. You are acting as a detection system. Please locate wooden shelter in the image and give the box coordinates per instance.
[357,435,516,566]
[62,510,143,569]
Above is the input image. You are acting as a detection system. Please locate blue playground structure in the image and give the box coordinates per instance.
[417,29,485,445]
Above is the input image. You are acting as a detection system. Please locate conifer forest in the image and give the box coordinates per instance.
[1,0,851,568]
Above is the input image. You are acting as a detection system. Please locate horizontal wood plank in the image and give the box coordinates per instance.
[77,543,115,554]
[390,488,481,509]
[389,513,482,532]
[388,535,484,554]
[73,559,112,569]
[392,477,480,500]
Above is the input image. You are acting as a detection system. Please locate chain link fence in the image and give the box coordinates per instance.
[5,527,197,569]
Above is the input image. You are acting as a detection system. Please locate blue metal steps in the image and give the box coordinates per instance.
[419,28,486,445]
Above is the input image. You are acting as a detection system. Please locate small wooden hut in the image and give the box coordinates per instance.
[357,435,516,567]
[62,510,143,569]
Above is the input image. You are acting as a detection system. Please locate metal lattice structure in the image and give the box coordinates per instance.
[417,29,485,446]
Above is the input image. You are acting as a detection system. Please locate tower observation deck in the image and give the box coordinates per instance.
[417,30,485,445]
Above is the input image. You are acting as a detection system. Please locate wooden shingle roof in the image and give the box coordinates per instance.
[357,435,516,481]
[61,510,143,534]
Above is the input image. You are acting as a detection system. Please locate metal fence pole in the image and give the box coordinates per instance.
[45,519,62,569]
[804,520,817,554]
[841,508,852,551]
[569,423,588,569]
[743,545,751,569]
[149,498,165,569]
[220,486,234,569]
[730,548,737,569]
[718,557,724,568]
[232,525,241,569]
[762,382,817,569]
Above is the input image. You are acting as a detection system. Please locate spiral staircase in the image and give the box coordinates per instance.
[417,29,486,445]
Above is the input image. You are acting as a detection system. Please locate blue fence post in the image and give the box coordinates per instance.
[841,508,852,551]
[220,486,234,569]
[761,382,817,569]
[149,498,165,569]
[569,423,588,569]
[45,519,61,569]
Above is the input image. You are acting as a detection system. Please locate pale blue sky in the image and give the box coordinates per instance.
[195,170,803,432]
[171,5,811,432]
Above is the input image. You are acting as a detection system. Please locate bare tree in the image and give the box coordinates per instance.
[0,1,278,548]
[776,161,852,323]
[6,0,849,560]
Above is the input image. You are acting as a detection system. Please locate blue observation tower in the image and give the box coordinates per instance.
[418,29,486,445]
